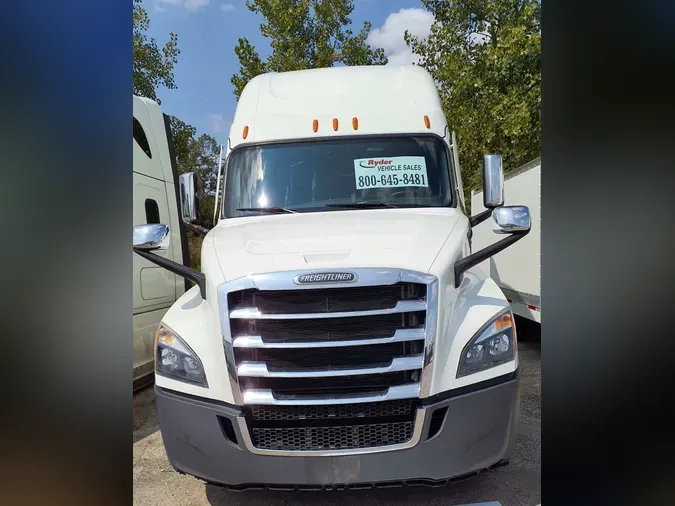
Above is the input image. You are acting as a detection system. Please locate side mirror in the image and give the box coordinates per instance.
[133,224,170,250]
[492,206,531,234]
[455,205,532,287]
[132,223,207,299]
[483,154,504,208]
[179,172,200,225]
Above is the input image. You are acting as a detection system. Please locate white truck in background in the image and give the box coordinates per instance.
[132,95,190,390]
[132,65,533,488]
[471,158,541,325]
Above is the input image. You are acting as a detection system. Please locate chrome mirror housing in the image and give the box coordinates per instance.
[133,224,170,250]
[492,206,531,234]
[483,154,505,208]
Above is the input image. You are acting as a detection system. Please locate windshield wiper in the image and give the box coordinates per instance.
[325,201,398,209]
[236,207,297,214]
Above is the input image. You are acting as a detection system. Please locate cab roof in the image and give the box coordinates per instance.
[228,65,448,150]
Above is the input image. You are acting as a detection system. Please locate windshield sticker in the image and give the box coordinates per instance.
[353,156,429,189]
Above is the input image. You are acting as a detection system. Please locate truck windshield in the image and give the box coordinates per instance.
[222,135,454,217]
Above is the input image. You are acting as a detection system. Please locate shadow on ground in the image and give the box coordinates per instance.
[203,464,538,506]
[133,384,160,443]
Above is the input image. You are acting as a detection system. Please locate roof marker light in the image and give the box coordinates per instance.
[333,118,339,131]
[424,115,431,129]
[312,119,319,132]
[242,125,249,139]
[352,117,358,130]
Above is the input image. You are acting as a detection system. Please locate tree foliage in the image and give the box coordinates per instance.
[406,0,541,206]
[231,0,388,99]
[133,0,180,102]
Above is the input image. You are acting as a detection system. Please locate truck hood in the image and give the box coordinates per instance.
[209,208,462,281]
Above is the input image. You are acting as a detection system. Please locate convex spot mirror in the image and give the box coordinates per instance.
[133,224,170,250]
[492,206,531,234]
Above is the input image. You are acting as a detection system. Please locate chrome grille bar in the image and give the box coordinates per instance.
[237,355,424,378]
[242,383,421,406]
[232,328,425,349]
[229,299,426,320]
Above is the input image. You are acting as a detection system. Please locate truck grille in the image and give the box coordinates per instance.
[245,400,418,451]
[225,277,430,452]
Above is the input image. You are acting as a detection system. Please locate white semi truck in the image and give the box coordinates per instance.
[471,158,541,325]
[133,65,532,488]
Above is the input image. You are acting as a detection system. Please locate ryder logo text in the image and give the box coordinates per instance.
[359,159,393,168]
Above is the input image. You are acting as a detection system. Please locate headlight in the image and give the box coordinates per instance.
[155,325,208,387]
[457,311,516,378]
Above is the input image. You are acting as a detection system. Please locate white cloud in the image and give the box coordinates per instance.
[209,114,227,134]
[367,8,434,66]
[220,3,235,12]
[155,0,210,12]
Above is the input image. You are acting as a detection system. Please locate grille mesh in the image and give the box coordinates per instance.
[249,400,414,421]
[251,421,415,451]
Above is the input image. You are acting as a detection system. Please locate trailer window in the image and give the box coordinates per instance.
[223,135,453,217]
[133,117,152,159]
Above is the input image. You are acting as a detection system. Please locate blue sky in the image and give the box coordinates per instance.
[144,0,434,146]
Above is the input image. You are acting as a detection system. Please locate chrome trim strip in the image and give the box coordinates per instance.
[229,299,426,320]
[420,277,438,398]
[232,328,426,349]
[237,355,423,378]
[236,407,427,457]
[241,268,431,291]
[242,383,421,405]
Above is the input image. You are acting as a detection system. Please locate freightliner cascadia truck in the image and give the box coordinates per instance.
[132,65,532,488]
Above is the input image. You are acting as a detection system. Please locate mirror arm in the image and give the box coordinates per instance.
[469,208,493,228]
[454,229,530,288]
[133,247,207,299]
[185,222,210,237]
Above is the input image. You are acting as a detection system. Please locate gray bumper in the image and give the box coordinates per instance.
[155,374,519,488]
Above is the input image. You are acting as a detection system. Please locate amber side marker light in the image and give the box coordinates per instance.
[312,119,319,132]
[424,115,431,129]
[495,313,513,332]
[242,125,249,139]
[352,117,359,130]
[333,118,339,131]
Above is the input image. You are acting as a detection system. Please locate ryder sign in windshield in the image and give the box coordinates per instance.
[353,156,429,189]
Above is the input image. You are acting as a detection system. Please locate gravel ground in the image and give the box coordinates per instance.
[133,332,540,506]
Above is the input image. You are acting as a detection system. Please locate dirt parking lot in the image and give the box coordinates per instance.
[133,336,540,506]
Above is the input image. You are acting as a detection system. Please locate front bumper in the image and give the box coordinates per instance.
[155,373,519,488]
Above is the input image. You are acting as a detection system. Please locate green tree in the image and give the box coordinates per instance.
[406,0,541,207]
[169,116,197,167]
[133,0,180,102]
[231,0,388,99]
